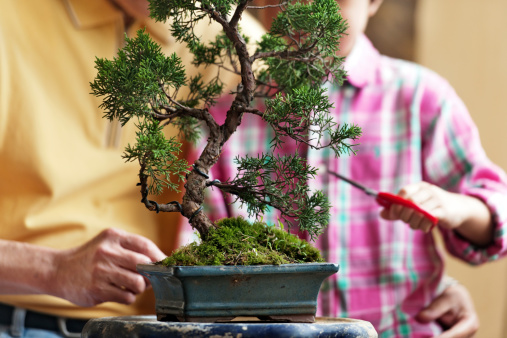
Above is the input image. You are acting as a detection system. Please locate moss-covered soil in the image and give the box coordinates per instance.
[160,217,324,266]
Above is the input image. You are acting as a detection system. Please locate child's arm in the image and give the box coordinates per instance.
[380,181,494,247]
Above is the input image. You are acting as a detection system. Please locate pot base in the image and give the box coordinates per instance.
[157,314,315,323]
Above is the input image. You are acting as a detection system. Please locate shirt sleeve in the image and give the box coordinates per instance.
[420,72,507,265]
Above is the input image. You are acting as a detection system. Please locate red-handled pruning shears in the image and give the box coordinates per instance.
[327,169,439,230]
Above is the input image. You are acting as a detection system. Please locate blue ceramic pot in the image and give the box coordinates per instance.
[137,263,339,323]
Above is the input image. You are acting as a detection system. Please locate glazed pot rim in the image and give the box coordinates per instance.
[137,262,339,277]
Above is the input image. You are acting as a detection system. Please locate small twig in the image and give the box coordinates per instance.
[248,3,287,9]
[234,250,243,264]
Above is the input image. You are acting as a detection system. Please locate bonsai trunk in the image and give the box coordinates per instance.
[181,26,256,239]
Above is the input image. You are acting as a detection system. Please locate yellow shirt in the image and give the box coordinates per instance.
[0,0,264,319]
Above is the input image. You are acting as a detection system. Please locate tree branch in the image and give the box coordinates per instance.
[199,3,229,28]
[155,82,220,134]
[243,107,263,116]
[248,2,288,10]
[251,43,319,63]
[212,183,299,221]
[230,1,251,28]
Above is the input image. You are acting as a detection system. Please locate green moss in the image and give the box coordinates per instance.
[160,217,324,266]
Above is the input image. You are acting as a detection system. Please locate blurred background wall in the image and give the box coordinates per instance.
[251,1,507,337]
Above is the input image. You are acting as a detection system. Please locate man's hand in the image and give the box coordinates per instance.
[416,282,479,338]
[53,228,166,307]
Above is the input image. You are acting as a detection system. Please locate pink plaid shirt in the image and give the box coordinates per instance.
[179,35,507,337]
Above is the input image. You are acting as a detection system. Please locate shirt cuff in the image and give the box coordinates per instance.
[441,186,507,265]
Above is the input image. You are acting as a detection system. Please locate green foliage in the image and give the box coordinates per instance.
[191,31,247,68]
[149,0,238,25]
[228,153,329,239]
[124,119,189,194]
[91,29,212,145]
[170,116,202,144]
[184,75,224,109]
[256,0,347,90]
[264,85,361,156]
[91,29,192,193]
[91,29,186,126]
[148,1,238,53]
[160,217,324,266]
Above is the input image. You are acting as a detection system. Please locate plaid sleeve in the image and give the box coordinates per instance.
[421,73,507,264]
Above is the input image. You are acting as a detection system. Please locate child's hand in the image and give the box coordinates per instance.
[380,181,457,232]
[416,280,479,338]
[379,182,491,241]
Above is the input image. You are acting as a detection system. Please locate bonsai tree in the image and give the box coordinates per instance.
[91,0,361,255]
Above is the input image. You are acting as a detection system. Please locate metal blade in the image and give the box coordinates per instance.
[326,169,378,197]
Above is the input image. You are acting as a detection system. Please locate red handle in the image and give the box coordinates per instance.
[376,192,439,229]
